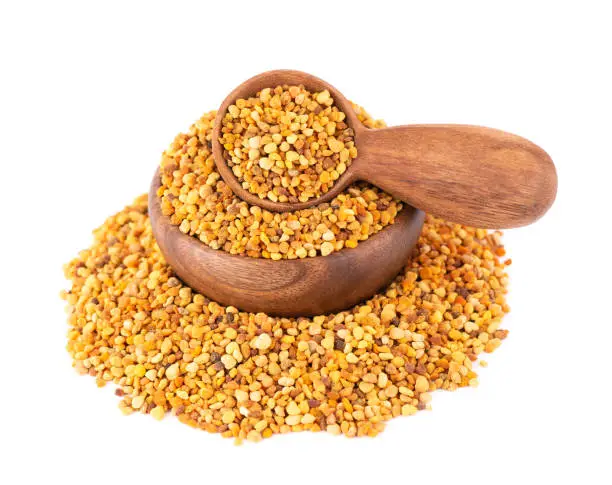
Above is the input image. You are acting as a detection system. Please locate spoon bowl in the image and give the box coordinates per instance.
[212,70,557,228]
[212,70,361,213]
[149,169,425,317]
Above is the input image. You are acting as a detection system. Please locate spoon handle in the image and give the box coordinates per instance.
[356,124,557,228]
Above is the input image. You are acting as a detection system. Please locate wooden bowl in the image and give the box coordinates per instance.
[149,170,425,317]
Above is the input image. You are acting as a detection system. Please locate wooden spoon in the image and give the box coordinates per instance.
[149,170,425,317]
[212,70,557,228]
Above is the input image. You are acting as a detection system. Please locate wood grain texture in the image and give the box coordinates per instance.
[212,70,557,228]
[355,124,557,228]
[149,170,425,317]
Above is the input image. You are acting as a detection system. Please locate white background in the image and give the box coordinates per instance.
[1,1,610,484]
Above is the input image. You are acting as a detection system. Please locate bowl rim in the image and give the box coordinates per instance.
[149,168,423,266]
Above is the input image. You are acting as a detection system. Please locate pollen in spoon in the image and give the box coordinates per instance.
[218,85,358,204]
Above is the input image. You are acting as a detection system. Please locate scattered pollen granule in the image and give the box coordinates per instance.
[62,195,510,444]
[219,85,357,204]
[159,105,398,259]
